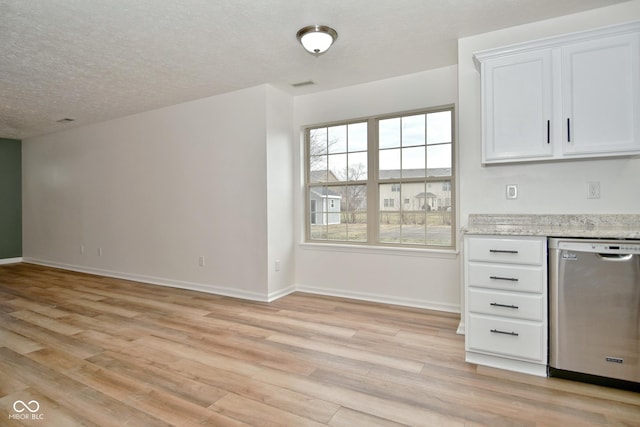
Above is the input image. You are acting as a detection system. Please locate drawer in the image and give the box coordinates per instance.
[466,236,545,265]
[467,314,545,362]
[468,288,544,321]
[467,262,544,293]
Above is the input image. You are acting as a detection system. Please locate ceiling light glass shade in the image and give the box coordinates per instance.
[296,25,338,55]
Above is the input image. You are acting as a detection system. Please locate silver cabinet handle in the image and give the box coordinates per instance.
[489,249,518,254]
[490,329,519,336]
[490,302,519,309]
[490,276,519,282]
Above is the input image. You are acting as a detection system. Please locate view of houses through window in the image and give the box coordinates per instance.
[306,107,454,248]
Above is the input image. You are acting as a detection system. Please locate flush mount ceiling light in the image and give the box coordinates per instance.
[296,25,338,56]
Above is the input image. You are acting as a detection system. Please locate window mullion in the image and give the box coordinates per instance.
[368,118,378,245]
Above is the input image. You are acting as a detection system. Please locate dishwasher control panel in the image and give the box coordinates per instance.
[556,240,640,254]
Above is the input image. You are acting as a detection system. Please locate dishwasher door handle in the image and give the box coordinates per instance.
[596,253,634,262]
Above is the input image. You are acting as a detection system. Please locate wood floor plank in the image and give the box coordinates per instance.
[133,334,264,377]
[86,351,229,408]
[0,314,103,359]
[1,263,639,426]
[253,367,467,426]
[9,310,84,336]
[7,297,71,318]
[328,407,408,427]
[0,347,170,427]
[266,333,425,373]
[0,369,28,398]
[0,328,44,355]
[211,393,328,427]
[237,310,358,339]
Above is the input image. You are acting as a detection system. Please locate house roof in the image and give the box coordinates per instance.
[415,192,438,199]
[379,168,452,179]
[310,187,342,199]
[1,1,626,139]
[309,170,341,183]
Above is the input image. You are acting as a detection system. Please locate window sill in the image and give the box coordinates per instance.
[299,242,458,258]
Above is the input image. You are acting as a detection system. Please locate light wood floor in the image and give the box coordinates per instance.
[0,264,638,426]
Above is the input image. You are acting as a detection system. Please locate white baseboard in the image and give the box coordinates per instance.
[267,285,297,302]
[19,258,461,314]
[295,284,460,314]
[0,257,23,265]
[23,258,271,302]
[466,352,547,377]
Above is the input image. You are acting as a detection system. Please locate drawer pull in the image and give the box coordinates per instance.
[489,276,519,282]
[489,249,518,254]
[490,302,519,309]
[490,329,519,337]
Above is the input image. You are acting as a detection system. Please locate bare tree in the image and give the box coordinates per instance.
[339,163,367,224]
[309,128,342,180]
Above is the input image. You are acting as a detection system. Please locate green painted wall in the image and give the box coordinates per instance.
[0,138,21,259]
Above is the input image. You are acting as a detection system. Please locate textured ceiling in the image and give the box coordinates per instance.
[0,0,631,139]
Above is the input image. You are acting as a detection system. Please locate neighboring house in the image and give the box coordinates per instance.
[309,187,342,225]
[309,170,343,225]
[379,168,452,211]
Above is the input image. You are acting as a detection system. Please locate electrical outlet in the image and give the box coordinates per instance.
[198,256,205,267]
[275,260,281,272]
[98,247,103,256]
[506,184,518,199]
[80,245,85,254]
[587,181,600,199]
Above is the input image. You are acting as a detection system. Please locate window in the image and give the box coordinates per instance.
[307,122,368,242]
[306,106,454,248]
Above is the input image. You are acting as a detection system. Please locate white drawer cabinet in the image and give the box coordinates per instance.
[467,236,545,265]
[467,314,546,361]
[467,263,544,293]
[467,288,544,321]
[464,235,548,376]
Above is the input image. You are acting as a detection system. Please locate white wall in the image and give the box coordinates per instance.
[458,1,640,226]
[293,66,462,313]
[23,84,294,301]
[266,85,295,298]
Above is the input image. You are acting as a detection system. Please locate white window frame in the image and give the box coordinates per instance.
[304,105,455,249]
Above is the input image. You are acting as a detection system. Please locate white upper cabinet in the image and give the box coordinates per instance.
[562,33,640,156]
[481,49,554,162]
[475,22,640,164]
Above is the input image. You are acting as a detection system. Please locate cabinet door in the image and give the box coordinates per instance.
[562,33,640,155]
[482,50,554,163]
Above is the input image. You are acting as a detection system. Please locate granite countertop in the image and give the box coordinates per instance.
[462,214,640,239]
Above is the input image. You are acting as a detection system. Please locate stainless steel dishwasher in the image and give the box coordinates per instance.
[549,238,640,390]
